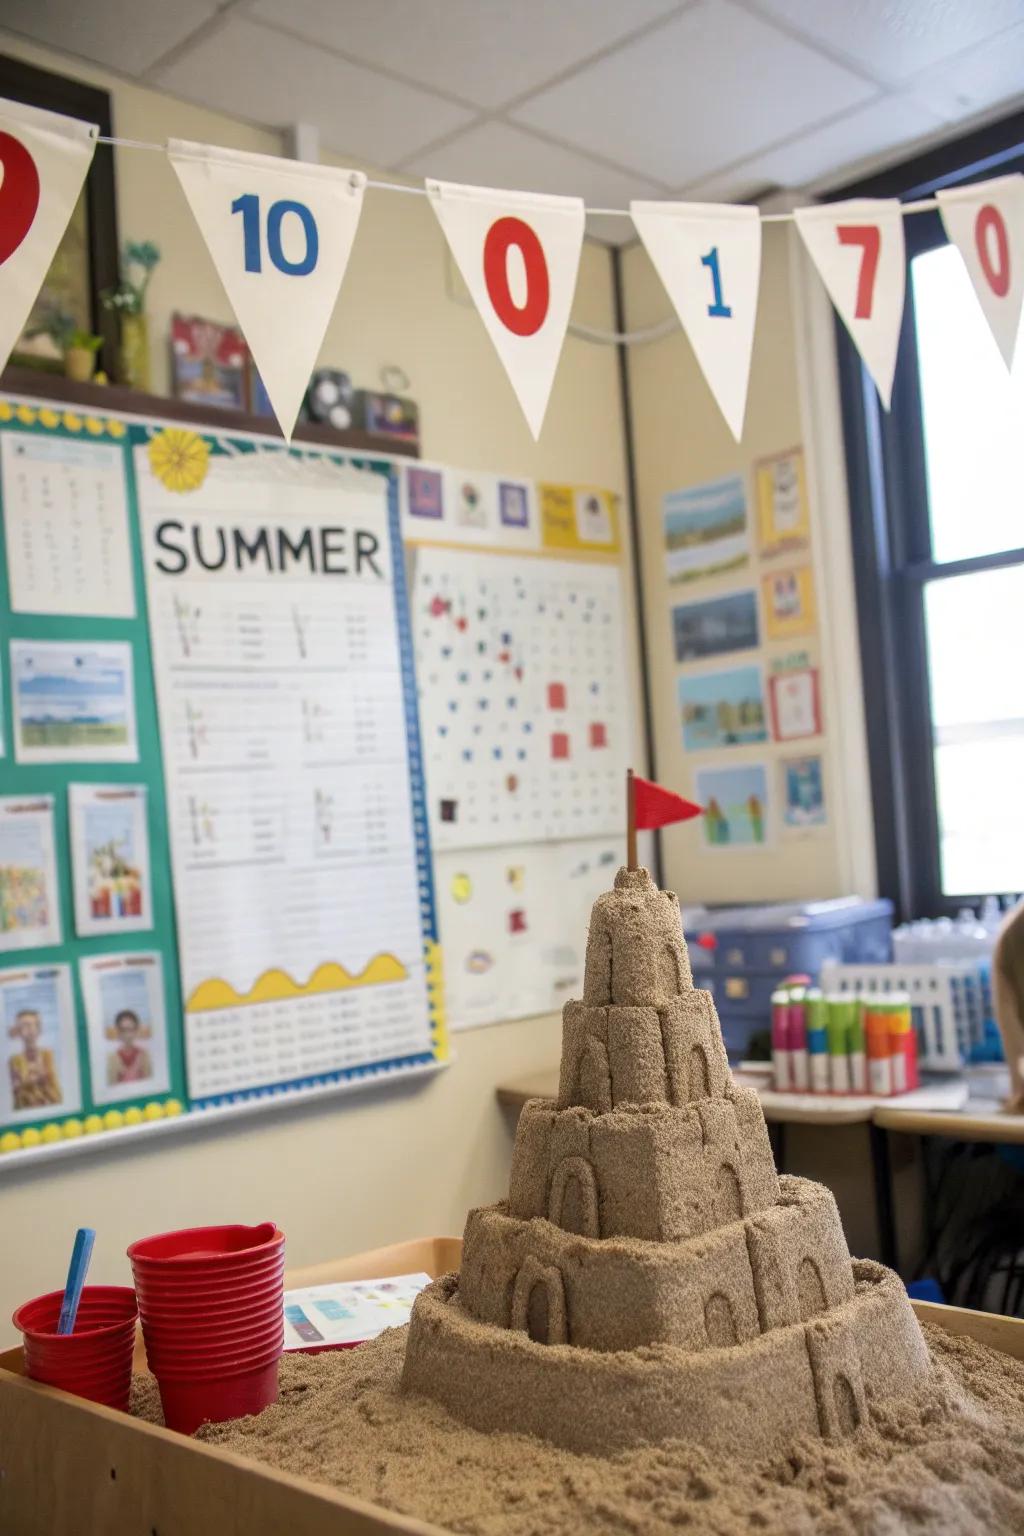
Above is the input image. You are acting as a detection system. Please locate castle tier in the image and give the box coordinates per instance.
[403,867,930,1456]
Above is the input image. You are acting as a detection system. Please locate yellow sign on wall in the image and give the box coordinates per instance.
[761,564,817,640]
[754,446,810,558]
[540,483,621,555]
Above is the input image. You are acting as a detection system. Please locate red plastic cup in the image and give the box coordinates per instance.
[133,1269,284,1306]
[146,1337,284,1380]
[156,1357,279,1435]
[142,1321,284,1369]
[142,1312,283,1350]
[13,1286,138,1411]
[128,1223,282,1270]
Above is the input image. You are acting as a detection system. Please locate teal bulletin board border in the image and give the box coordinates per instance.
[0,399,186,1149]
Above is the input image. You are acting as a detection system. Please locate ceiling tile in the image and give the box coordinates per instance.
[400,119,663,208]
[749,0,1024,86]
[715,93,946,194]
[510,0,877,186]
[902,19,1024,121]
[247,0,680,109]
[2,0,219,76]
[152,17,475,166]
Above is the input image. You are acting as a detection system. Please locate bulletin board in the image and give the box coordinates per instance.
[0,392,445,1160]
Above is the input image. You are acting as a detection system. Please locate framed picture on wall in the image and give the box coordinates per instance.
[0,54,120,372]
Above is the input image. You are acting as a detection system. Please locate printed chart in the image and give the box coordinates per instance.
[138,435,439,1104]
[413,547,629,852]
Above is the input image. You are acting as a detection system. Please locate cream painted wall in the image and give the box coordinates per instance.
[0,33,636,1339]
[622,216,876,908]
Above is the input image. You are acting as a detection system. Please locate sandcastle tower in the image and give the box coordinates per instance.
[403,867,930,1457]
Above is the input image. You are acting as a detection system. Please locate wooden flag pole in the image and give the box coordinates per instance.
[626,767,637,870]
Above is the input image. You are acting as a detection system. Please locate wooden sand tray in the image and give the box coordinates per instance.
[1,1237,1022,1536]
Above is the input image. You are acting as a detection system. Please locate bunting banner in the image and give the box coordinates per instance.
[168,140,367,441]
[630,202,761,442]
[936,174,1024,371]
[0,98,97,378]
[427,180,585,440]
[794,199,905,410]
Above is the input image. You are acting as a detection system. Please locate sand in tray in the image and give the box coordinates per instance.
[401,865,931,1457]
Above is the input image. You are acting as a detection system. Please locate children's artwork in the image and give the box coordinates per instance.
[171,313,248,409]
[782,755,826,828]
[671,588,759,663]
[10,639,137,764]
[79,951,170,1106]
[696,763,770,848]
[663,474,749,585]
[413,547,630,851]
[539,483,620,554]
[69,784,152,938]
[0,795,61,952]
[436,839,621,1030]
[761,565,817,641]
[754,447,810,557]
[0,963,80,1125]
[769,668,822,742]
[678,665,768,752]
[0,429,136,618]
[401,462,539,551]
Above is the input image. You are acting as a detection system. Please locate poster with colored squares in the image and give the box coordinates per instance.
[412,547,629,852]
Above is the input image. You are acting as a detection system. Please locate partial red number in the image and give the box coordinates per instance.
[482,216,549,337]
[975,204,1011,298]
[836,223,881,320]
[0,132,41,267]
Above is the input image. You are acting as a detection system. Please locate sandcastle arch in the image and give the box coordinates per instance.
[510,1255,568,1346]
[548,1156,599,1238]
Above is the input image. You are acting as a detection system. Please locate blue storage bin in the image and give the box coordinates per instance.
[688,898,893,1060]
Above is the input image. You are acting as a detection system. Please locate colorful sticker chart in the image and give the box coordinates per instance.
[413,547,629,854]
[136,430,442,1107]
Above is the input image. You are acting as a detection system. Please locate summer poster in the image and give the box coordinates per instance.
[79,952,170,1107]
[69,784,153,938]
[0,963,80,1126]
[783,755,826,829]
[696,763,770,848]
[678,665,768,752]
[0,795,61,952]
[671,588,759,663]
[755,447,810,557]
[663,474,749,585]
[10,640,137,764]
[761,565,817,641]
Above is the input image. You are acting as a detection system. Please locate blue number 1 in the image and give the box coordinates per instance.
[231,194,319,277]
[701,246,732,317]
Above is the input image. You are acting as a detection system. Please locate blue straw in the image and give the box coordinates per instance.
[57,1228,96,1336]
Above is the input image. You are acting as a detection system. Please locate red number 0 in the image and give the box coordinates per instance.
[0,132,41,268]
[482,216,549,337]
[836,223,881,319]
[975,204,1011,298]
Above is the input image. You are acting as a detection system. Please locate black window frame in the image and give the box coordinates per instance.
[832,109,1024,921]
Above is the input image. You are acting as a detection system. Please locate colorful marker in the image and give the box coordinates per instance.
[865,1001,893,1096]
[788,987,809,1092]
[805,988,829,1093]
[771,989,792,1091]
[848,1000,867,1093]
[825,994,853,1095]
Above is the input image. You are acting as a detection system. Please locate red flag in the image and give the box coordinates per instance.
[633,775,704,830]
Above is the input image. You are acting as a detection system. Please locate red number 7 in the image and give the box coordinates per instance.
[836,224,881,319]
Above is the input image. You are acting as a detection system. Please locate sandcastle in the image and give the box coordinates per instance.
[403,865,931,1457]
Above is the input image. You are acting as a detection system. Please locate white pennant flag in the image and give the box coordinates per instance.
[631,201,761,441]
[169,140,366,441]
[794,199,905,409]
[427,180,584,440]
[936,175,1024,371]
[0,97,96,375]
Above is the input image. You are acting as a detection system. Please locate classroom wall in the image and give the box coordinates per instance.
[621,211,877,908]
[0,32,636,1338]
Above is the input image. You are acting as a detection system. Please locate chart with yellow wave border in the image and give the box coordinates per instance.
[188,955,409,1012]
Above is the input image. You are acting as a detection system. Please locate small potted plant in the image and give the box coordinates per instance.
[102,240,161,392]
[64,329,104,383]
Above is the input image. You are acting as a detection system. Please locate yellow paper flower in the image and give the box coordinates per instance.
[108,419,126,438]
[0,402,13,422]
[85,416,104,436]
[15,405,36,426]
[39,408,60,429]
[149,427,210,493]
[63,411,83,433]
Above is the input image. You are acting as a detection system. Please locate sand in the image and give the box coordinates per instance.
[131,1321,1024,1535]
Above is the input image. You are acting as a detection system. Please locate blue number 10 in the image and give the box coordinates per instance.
[231,193,319,277]
[700,246,731,318]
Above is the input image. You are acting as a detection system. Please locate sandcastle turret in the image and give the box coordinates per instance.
[403,867,931,1457]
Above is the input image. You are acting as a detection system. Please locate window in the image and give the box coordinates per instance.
[835,113,1024,917]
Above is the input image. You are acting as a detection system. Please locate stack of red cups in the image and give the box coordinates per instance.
[13,1285,138,1410]
[128,1221,285,1434]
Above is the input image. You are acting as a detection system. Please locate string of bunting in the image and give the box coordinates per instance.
[2,95,1022,445]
